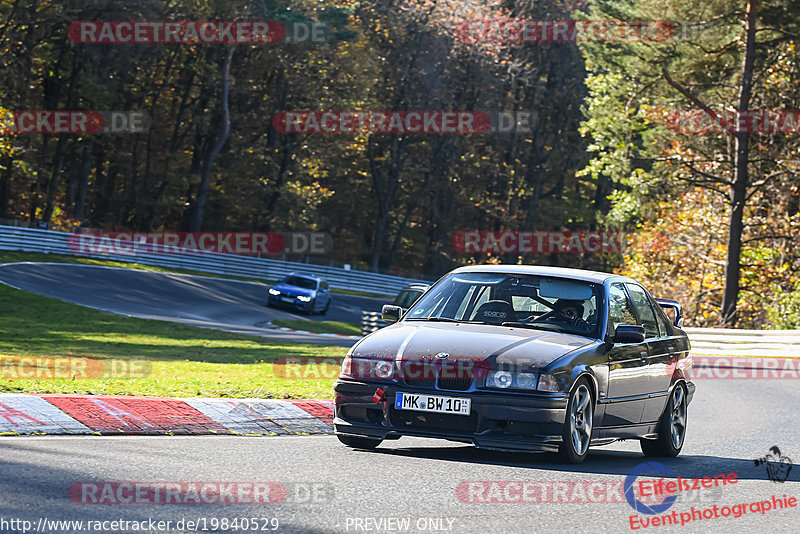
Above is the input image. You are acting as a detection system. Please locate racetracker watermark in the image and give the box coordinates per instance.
[452,231,628,254]
[1,517,280,533]
[665,110,800,135]
[272,357,342,380]
[69,482,332,505]
[273,111,492,134]
[68,20,343,45]
[66,231,332,256]
[292,356,483,381]
[456,479,725,506]
[455,19,674,43]
[675,356,800,380]
[0,356,150,379]
[340,357,483,383]
[272,110,537,134]
[0,111,149,134]
[69,21,285,44]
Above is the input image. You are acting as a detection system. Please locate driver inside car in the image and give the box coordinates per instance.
[550,298,591,331]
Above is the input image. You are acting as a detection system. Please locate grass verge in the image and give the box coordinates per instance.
[0,283,345,398]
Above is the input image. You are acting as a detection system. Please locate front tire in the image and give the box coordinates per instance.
[558,378,594,464]
[641,384,687,457]
[337,434,382,449]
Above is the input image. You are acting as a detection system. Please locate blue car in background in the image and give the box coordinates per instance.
[267,273,332,315]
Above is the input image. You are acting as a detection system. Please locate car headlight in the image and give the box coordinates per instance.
[536,373,561,392]
[340,356,394,380]
[297,295,312,302]
[485,370,538,390]
[268,288,280,296]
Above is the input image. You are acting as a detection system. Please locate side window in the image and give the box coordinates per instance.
[627,284,660,339]
[649,296,672,336]
[608,284,638,333]
[321,281,329,290]
[394,290,422,308]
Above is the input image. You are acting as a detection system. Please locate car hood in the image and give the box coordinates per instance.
[351,321,598,370]
[272,283,315,297]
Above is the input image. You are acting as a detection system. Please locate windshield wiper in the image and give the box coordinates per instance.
[407,316,461,322]
[500,321,553,331]
[502,321,586,335]
[407,317,480,323]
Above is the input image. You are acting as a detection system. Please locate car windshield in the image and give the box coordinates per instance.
[282,276,317,290]
[405,272,601,338]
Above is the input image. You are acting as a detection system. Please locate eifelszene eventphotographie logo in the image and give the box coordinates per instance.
[754,446,793,483]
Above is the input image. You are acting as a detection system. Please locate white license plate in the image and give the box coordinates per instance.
[395,392,471,416]
[280,296,294,303]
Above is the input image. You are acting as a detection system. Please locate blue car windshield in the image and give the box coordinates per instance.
[405,272,601,337]
[282,276,317,290]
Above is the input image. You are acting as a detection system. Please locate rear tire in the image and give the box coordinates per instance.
[337,434,382,449]
[641,384,687,457]
[558,378,594,464]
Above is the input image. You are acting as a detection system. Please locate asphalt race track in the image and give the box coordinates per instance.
[0,261,798,533]
[1,380,798,533]
[0,262,387,347]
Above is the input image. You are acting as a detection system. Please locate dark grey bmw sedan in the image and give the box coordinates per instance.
[333,265,694,463]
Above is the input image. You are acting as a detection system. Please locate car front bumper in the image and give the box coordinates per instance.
[268,295,313,312]
[333,379,569,452]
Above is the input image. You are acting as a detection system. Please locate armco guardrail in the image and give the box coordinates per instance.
[685,328,799,358]
[361,310,386,336]
[0,225,429,296]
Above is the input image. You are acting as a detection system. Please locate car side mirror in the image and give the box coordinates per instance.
[613,324,645,344]
[382,304,403,324]
[655,298,683,328]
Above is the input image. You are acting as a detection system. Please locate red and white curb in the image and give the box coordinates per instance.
[0,394,333,436]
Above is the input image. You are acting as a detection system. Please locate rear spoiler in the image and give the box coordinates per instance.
[655,298,683,328]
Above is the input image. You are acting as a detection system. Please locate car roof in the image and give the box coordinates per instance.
[449,264,634,284]
[403,283,430,290]
[285,273,322,281]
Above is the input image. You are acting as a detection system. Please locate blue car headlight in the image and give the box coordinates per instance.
[297,295,312,302]
[268,288,280,296]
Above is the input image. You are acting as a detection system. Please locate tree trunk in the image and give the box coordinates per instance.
[0,153,12,220]
[75,140,93,222]
[368,135,406,271]
[43,50,81,225]
[720,0,758,327]
[190,45,234,232]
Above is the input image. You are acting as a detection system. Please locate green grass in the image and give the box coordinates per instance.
[272,319,361,336]
[0,283,346,398]
[0,251,394,298]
